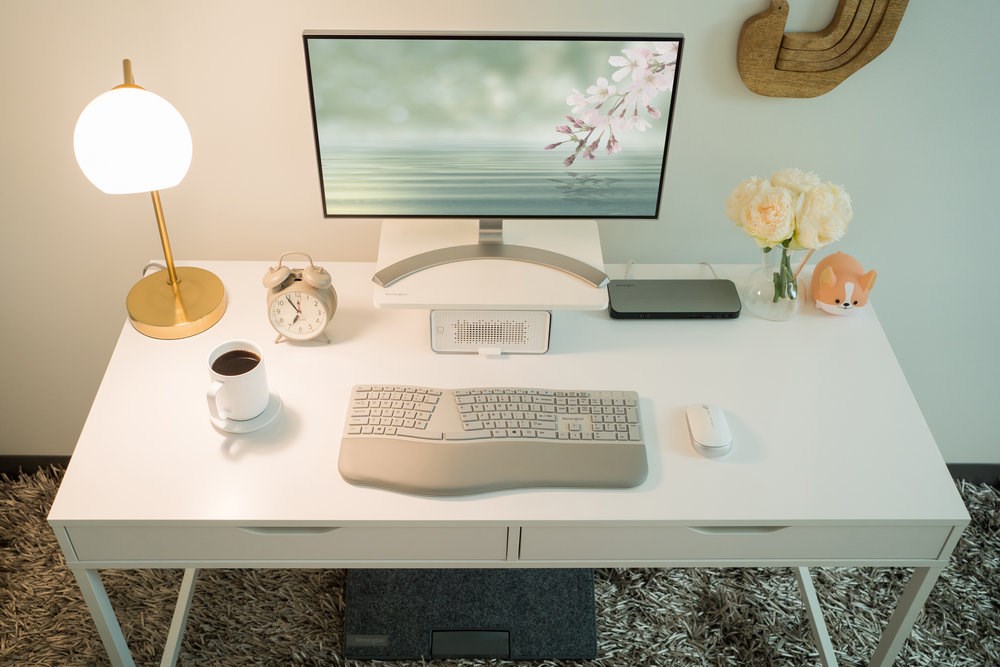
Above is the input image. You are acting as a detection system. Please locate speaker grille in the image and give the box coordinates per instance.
[431,310,550,354]
[452,318,529,346]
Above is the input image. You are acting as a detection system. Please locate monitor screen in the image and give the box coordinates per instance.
[304,32,683,220]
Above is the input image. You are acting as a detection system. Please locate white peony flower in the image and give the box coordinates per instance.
[725,176,766,225]
[793,182,853,249]
[770,168,820,195]
[738,183,795,247]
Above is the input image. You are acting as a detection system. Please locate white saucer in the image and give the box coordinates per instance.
[210,394,282,433]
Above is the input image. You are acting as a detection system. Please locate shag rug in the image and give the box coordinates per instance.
[1,467,997,666]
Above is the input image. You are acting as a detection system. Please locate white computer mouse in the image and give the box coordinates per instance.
[686,404,733,457]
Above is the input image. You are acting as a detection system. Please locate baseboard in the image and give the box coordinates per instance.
[947,464,1000,487]
[0,455,71,478]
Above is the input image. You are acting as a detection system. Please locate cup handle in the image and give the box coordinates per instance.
[207,380,230,422]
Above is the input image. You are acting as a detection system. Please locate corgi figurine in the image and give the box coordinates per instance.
[810,252,877,315]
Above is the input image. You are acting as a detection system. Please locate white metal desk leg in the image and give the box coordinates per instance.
[794,567,838,667]
[160,568,200,667]
[71,568,135,667]
[868,566,943,667]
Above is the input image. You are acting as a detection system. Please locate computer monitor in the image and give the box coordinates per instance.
[303,31,683,289]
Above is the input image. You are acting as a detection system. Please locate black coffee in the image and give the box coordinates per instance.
[212,349,260,376]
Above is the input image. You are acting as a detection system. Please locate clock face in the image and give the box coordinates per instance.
[269,290,328,340]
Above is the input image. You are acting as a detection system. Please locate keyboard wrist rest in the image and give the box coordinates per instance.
[338,437,648,496]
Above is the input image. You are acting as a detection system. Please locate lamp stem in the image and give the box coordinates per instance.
[122,59,135,86]
[150,190,180,286]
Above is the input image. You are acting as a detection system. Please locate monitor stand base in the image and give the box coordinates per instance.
[372,219,609,311]
[373,218,609,289]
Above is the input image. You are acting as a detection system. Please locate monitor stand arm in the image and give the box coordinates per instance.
[371,219,610,288]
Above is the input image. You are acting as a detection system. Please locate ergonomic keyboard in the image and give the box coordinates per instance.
[338,384,648,496]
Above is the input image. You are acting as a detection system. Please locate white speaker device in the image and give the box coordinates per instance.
[430,310,551,355]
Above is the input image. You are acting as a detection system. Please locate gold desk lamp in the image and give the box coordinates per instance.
[74,59,226,339]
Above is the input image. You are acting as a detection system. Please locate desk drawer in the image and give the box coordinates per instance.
[66,525,507,563]
[519,525,952,562]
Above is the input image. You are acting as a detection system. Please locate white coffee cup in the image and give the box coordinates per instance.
[207,340,269,423]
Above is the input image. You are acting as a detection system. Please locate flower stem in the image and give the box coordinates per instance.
[772,246,798,302]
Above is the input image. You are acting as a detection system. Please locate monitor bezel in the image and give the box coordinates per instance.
[302,30,685,221]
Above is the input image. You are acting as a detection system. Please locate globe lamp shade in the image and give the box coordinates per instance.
[74,86,193,195]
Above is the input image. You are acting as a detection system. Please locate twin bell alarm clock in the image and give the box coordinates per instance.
[262,252,337,343]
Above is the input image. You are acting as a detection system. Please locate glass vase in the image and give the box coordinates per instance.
[743,246,802,321]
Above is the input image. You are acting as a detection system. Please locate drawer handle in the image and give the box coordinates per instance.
[689,526,788,536]
[239,527,340,536]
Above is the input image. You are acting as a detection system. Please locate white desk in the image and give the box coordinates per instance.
[48,261,969,667]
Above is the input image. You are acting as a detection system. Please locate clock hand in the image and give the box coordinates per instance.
[284,294,301,323]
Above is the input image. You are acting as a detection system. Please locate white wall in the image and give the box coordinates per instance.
[1,0,997,463]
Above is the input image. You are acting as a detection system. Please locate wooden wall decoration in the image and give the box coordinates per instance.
[737,0,909,98]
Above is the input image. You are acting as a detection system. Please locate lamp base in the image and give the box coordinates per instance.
[126,266,226,339]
